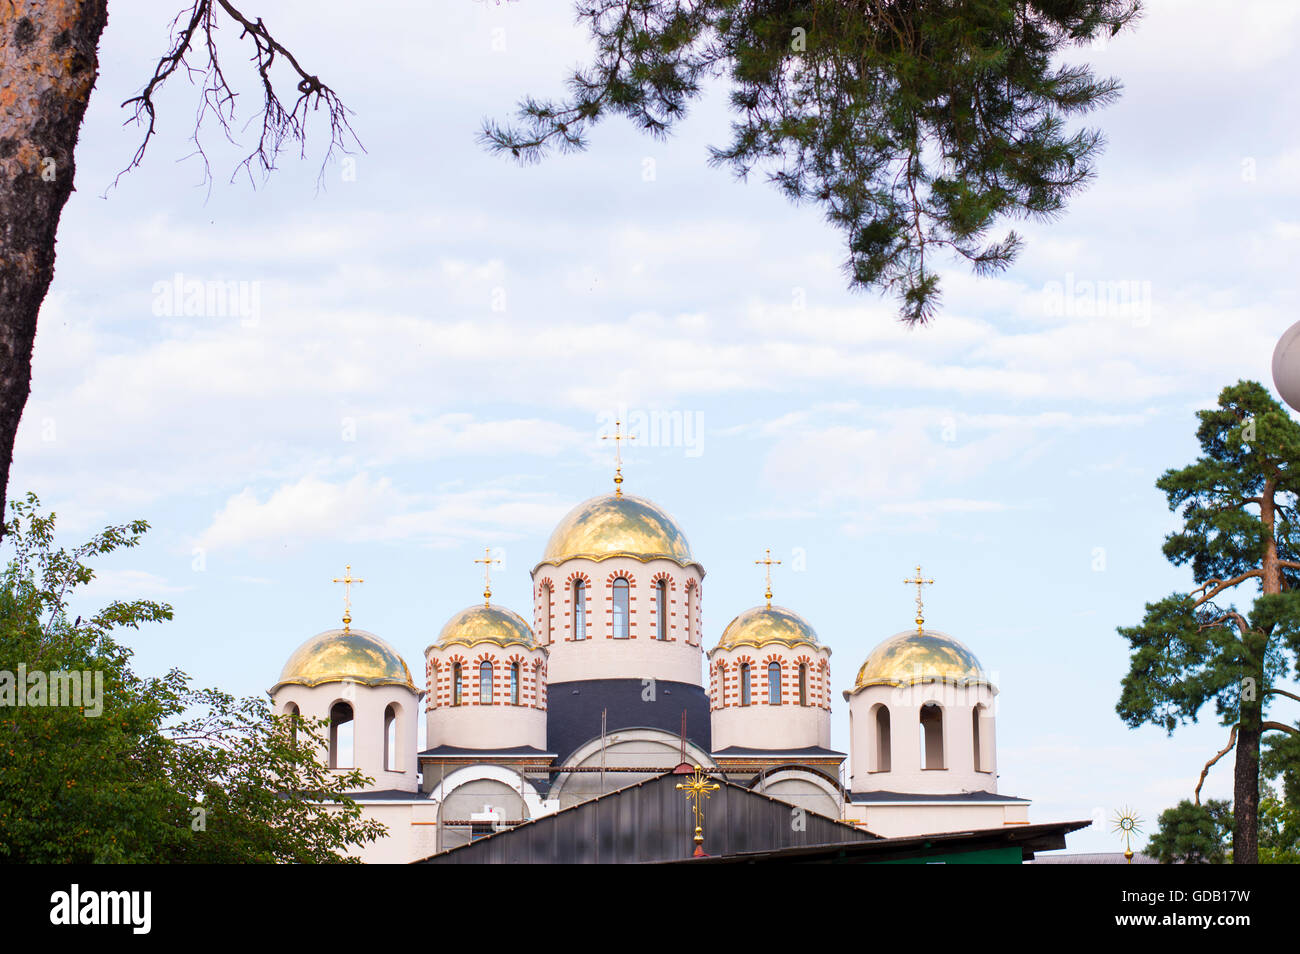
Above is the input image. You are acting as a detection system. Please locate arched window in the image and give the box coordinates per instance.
[612,577,630,639]
[540,583,552,644]
[874,705,891,772]
[329,701,353,769]
[383,704,397,772]
[973,705,992,772]
[573,580,586,640]
[479,661,494,704]
[655,579,668,640]
[684,583,694,643]
[798,664,808,706]
[452,662,463,706]
[920,703,945,770]
[510,662,520,706]
[716,661,726,706]
[740,663,752,706]
[767,662,782,705]
[285,702,300,746]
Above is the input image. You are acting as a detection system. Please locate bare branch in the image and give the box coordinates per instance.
[1262,721,1299,736]
[116,0,361,190]
[1264,687,1300,705]
[1190,570,1263,607]
[1194,723,1237,805]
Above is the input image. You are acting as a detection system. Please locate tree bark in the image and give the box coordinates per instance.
[0,0,109,534]
[1234,480,1281,863]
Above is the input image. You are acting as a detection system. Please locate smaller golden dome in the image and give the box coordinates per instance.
[714,605,826,653]
[853,629,989,691]
[432,604,538,652]
[274,628,415,692]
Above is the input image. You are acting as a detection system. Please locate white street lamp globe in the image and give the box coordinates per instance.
[1273,321,1300,412]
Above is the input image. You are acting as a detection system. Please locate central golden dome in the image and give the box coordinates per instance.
[537,492,697,568]
[714,605,825,652]
[853,629,989,691]
[433,604,538,651]
[273,628,415,692]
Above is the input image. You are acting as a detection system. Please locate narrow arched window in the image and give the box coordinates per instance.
[285,702,300,746]
[540,583,552,644]
[798,664,808,706]
[383,704,397,772]
[875,705,891,772]
[740,663,751,706]
[479,661,493,704]
[452,662,463,706]
[612,577,630,639]
[920,703,944,770]
[684,583,694,643]
[768,662,782,705]
[510,662,520,705]
[329,701,354,769]
[655,579,668,640]
[573,580,586,640]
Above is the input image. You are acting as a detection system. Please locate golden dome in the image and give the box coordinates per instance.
[273,628,415,692]
[853,629,989,691]
[714,605,826,653]
[432,604,538,652]
[536,492,698,569]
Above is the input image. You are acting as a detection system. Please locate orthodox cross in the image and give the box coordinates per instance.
[332,564,364,632]
[475,548,501,606]
[675,765,721,857]
[601,419,635,496]
[904,565,934,634]
[755,548,782,607]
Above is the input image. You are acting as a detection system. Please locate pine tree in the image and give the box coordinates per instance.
[1117,380,1300,864]
[483,0,1142,324]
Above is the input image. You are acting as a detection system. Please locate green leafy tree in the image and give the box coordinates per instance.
[1146,798,1231,864]
[483,0,1142,324]
[1260,727,1300,863]
[0,493,385,862]
[1117,381,1300,864]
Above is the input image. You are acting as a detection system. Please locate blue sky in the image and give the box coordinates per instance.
[11,0,1300,852]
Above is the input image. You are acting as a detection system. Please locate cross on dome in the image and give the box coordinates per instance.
[601,419,635,496]
[474,547,502,606]
[754,548,782,607]
[904,565,935,634]
[332,563,364,632]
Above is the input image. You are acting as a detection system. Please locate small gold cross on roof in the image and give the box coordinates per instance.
[474,547,501,606]
[904,565,934,634]
[332,564,364,631]
[675,766,720,855]
[755,548,782,607]
[601,419,635,496]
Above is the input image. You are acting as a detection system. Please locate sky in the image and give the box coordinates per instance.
[10,0,1300,853]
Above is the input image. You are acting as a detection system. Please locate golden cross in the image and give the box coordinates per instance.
[675,766,721,856]
[332,564,364,632]
[601,419,635,496]
[474,548,501,606]
[904,565,934,634]
[755,548,782,607]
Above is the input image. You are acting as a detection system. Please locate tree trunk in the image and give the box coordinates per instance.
[1237,479,1280,864]
[0,1,109,534]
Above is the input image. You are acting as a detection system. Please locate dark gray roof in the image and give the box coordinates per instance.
[417,768,874,864]
[546,678,710,764]
[848,790,1030,803]
[420,745,555,759]
[713,745,846,758]
[335,789,428,803]
[1027,851,1158,864]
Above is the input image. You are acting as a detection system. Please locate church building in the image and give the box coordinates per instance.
[269,437,1037,862]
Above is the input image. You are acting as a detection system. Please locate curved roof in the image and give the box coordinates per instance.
[713,605,826,653]
[274,628,415,692]
[431,604,539,652]
[536,493,697,569]
[853,629,989,691]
